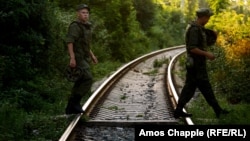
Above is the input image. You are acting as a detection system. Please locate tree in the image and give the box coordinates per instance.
[207,0,230,14]
[133,0,156,31]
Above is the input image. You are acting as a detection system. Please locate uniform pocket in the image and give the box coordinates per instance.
[80,68,93,81]
[186,56,194,68]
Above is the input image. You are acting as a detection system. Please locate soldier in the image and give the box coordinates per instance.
[174,8,229,118]
[65,4,98,114]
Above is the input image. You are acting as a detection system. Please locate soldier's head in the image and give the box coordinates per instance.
[76,4,90,23]
[196,8,213,26]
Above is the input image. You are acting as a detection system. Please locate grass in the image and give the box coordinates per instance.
[176,55,250,125]
[143,57,170,76]
[0,60,123,141]
[187,93,250,125]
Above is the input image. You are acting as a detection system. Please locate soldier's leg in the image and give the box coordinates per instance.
[177,82,197,109]
[198,79,228,118]
[76,68,93,97]
[174,72,196,118]
[66,68,93,114]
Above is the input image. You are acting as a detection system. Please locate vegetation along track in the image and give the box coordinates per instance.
[59,45,194,141]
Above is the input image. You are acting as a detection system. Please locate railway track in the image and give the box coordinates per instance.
[59,45,193,141]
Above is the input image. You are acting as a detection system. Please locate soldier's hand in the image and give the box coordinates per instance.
[91,55,98,64]
[70,58,76,68]
[206,52,215,60]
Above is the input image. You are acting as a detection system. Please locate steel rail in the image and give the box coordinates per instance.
[167,48,194,125]
[59,45,189,141]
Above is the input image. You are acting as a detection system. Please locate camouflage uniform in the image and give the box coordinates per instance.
[174,8,228,118]
[65,20,93,114]
[176,21,222,114]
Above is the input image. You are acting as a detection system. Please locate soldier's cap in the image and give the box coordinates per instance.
[76,4,90,11]
[196,8,213,17]
[65,66,83,82]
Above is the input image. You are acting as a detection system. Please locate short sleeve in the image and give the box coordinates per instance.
[186,27,200,51]
[65,22,80,43]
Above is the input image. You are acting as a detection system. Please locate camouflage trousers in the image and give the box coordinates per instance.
[70,67,93,100]
[176,66,221,111]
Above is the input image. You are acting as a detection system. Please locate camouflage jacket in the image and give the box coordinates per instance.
[185,21,208,69]
[65,20,92,68]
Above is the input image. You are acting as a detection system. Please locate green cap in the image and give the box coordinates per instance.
[76,4,90,11]
[196,8,213,17]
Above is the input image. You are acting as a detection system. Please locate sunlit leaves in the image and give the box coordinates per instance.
[206,8,250,102]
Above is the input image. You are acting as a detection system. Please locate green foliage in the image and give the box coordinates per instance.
[54,0,86,10]
[184,0,198,22]
[0,0,59,89]
[207,0,230,14]
[90,0,153,62]
[143,69,159,76]
[90,14,112,61]
[206,9,250,103]
[133,0,156,30]
[0,1,72,140]
[91,60,122,81]
[188,93,250,125]
[22,114,69,140]
[0,102,27,140]
[153,57,169,68]
[148,5,186,48]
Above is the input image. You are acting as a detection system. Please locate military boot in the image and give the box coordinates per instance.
[174,107,192,118]
[65,96,84,115]
[212,104,229,118]
[214,108,229,118]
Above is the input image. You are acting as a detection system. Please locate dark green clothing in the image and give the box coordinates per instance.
[185,22,208,80]
[176,21,222,113]
[66,20,92,69]
[65,20,93,100]
[71,68,93,97]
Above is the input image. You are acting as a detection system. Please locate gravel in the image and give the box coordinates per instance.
[74,125,134,141]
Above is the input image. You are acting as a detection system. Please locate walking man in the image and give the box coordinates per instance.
[65,4,98,114]
[174,8,228,118]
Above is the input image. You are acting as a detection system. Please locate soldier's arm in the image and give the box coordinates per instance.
[190,48,215,60]
[68,43,76,67]
[90,50,98,64]
[188,27,215,60]
[66,23,80,68]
